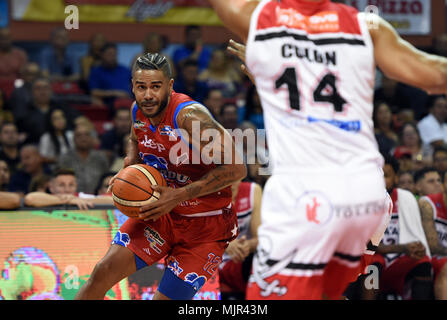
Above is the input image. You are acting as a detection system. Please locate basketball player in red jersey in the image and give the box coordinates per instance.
[419,171,447,299]
[74,53,246,300]
[208,0,447,299]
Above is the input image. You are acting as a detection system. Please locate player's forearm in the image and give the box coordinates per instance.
[377,243,407,255]
[429,245,447,257]
[179,164,247,201]
[414,54,447,94]
[125,138,141,167]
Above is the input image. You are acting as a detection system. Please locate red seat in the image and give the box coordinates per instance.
[0,79,16,100]
[73,104,110,122]
[93,120,113,136]
[114,97,134,110]
[52,81,84,95]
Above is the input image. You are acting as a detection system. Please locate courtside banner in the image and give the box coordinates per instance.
[345,0,431,35]
[11,0,222,25]
[0,209,220,300]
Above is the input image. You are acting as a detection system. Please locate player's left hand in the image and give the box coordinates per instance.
[138,185,185,221]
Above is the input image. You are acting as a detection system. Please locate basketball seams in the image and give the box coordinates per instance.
[128,165,162,199]
[112,193,159,207]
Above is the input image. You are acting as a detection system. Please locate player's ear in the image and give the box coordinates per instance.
[131,77,135,95]
[169,78,174,92]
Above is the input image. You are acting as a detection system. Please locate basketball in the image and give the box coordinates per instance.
[112,164,167,218]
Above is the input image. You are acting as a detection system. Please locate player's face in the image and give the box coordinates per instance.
[383,164,397,192]
[417,172,443,196]
[50,175,77,195]
[398,172,415,194]
[132,69,173,119]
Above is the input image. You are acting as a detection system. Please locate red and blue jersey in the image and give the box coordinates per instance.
[132,90,232,215]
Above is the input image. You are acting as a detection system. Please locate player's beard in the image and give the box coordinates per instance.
[139,93,169,118]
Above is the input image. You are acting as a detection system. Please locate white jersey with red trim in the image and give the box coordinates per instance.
[246,0,383,173]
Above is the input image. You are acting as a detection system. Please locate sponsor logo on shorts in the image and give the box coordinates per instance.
[184,272,207,291]
[166,256,183,277]
[250,235,289,297]
[296,191,333,226]
[112,231,130,247]
[144,227,165,254]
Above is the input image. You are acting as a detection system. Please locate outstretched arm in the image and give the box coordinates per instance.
[208,0,259,42]
[369,15,447,95]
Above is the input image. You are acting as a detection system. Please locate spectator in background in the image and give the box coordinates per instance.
[173,59,208,103]
[364,155,433,300]
[398,171,416,195]
[0,159,20,209]
[9,145,52,196]
[433,33,447,57]
[220,102,239,130]
[89,43,132,110]
[0,122,21,174]
[375,72,429,120]
[38,108,74,165]
[173,25,211,72]
[95,172,116,196]
[109,134,130,173]
[100,107,131,165]
[0,27,28,81]
[373,101,399,156]
[244,85,264,130]
[58,123,109,194]
[24,167,112,209]
[74,115,100,148]
[0,89,13,127]
[80,33,107,89]
[392,122,431,170]
[9,62,41,121]
[203,88,224,121]
[29,173,51,193]
[16,77,78,144]
[40,27,79,82]
[433,146,447,174]
[418,95,447,152]
[132,32,175,78]
[0,159,10,191]
[414,167,443,198]
[198,48,242,98]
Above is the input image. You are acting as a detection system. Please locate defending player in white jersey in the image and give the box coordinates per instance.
[209,0,447,299]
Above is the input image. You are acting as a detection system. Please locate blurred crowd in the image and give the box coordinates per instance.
[0,25,270,210]
[0,20,447,300]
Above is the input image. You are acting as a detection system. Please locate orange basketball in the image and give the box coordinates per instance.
[112,164,167,218]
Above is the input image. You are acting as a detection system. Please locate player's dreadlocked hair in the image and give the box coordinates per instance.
[132,52,172,79]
